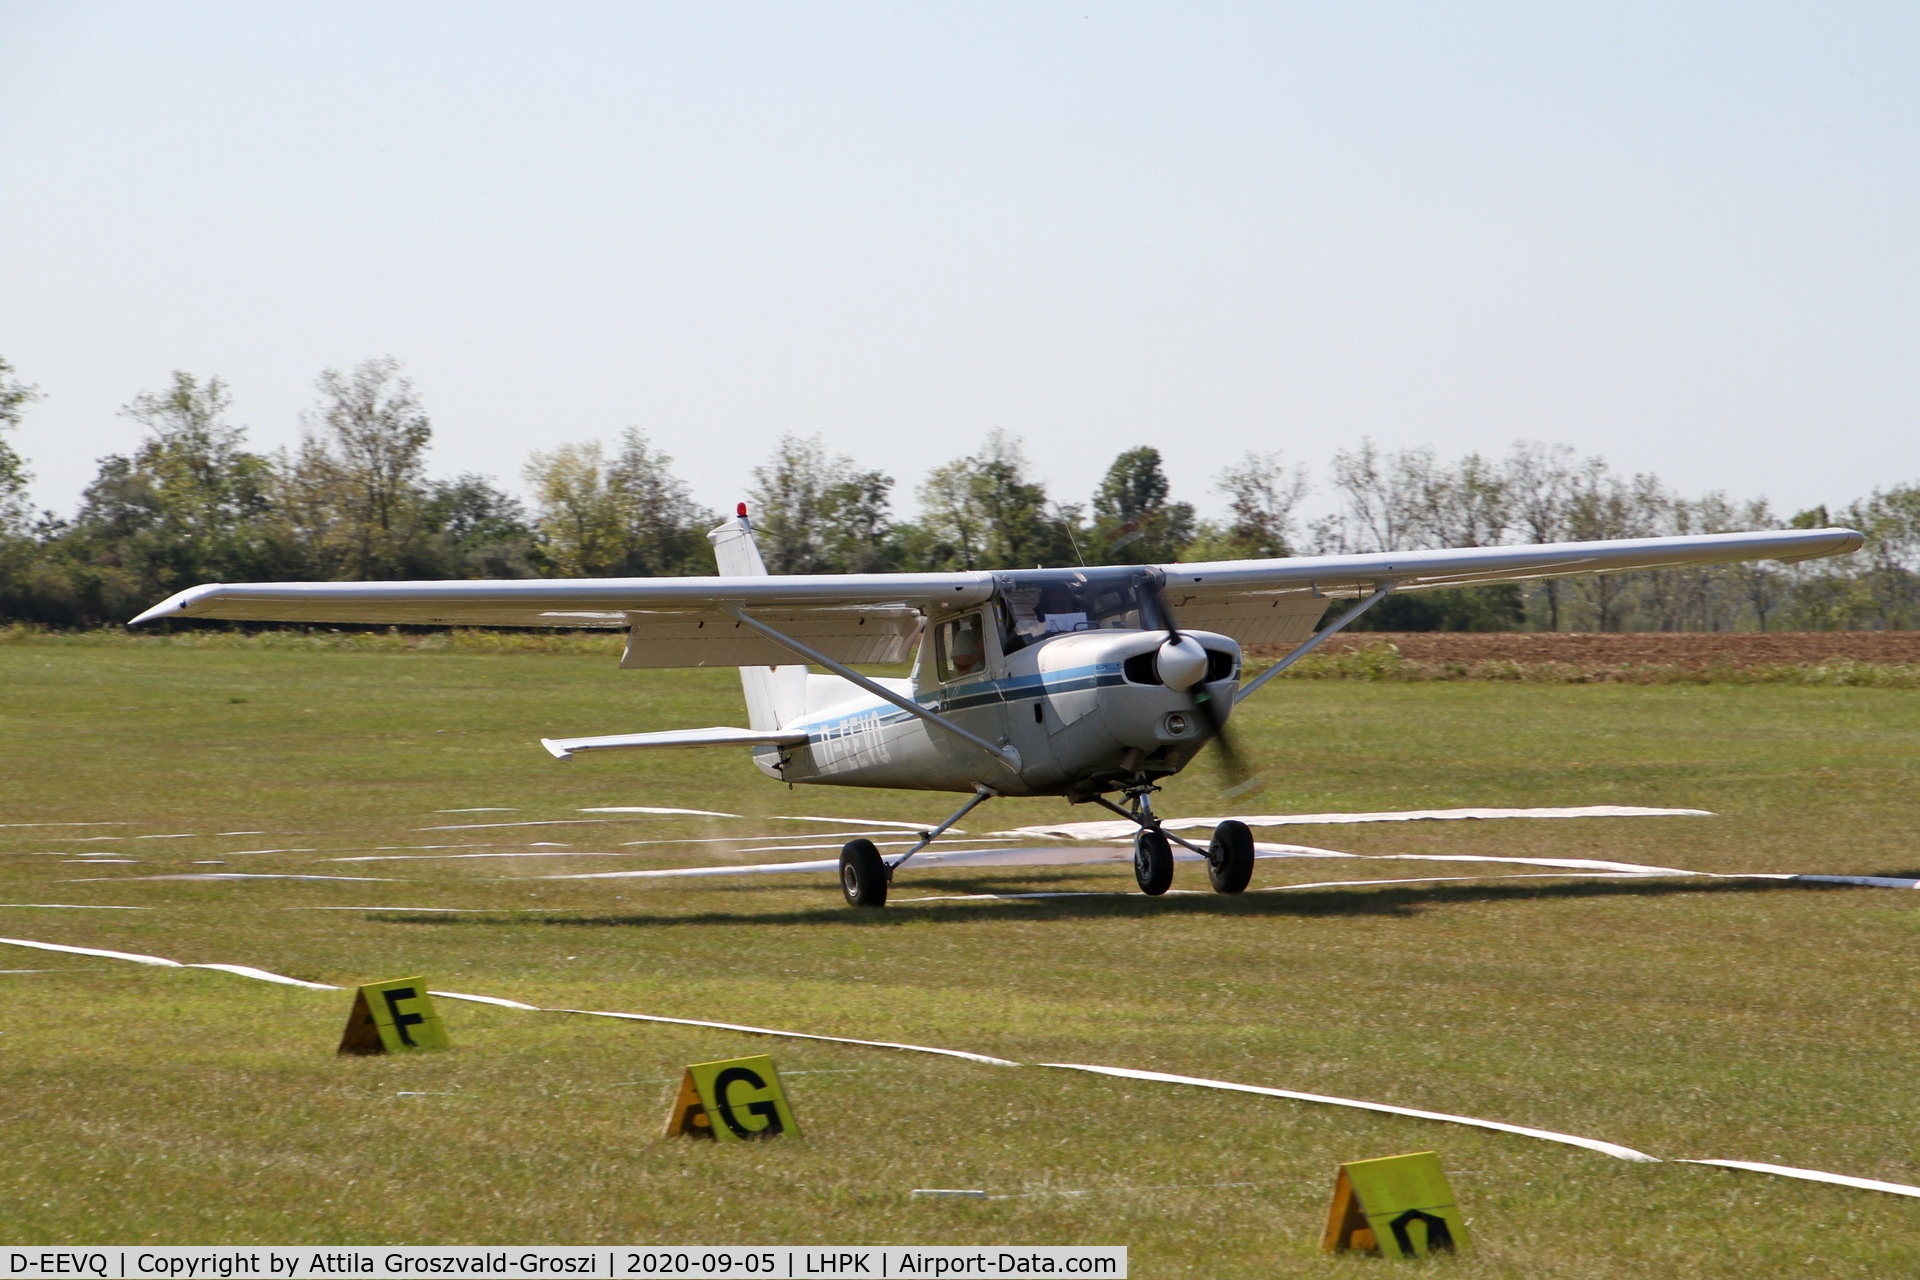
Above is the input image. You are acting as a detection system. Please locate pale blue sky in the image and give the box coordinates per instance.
[1,2,1914,524]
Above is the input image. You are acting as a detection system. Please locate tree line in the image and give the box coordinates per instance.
[1,354,1915,632]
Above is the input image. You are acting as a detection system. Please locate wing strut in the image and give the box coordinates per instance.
[719,604,1022,772]
[1234,581,1398,705]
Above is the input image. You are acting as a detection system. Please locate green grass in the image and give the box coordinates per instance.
[2,637,1919,1276]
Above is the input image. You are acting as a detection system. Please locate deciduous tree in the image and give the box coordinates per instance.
[1090,446,1194,565]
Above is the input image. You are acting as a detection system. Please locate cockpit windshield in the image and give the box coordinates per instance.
[996,568,1162,655]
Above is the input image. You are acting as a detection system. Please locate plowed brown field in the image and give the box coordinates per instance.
[1274,630,1920,667]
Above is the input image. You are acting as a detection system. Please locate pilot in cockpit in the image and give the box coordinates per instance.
[1034,583,1090,635]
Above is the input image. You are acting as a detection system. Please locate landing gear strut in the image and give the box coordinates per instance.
[837,785,996,909]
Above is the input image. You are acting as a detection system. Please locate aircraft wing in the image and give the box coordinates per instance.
[130,572,997,666]
[1158,527,1863,647]
[131,527,1864,663]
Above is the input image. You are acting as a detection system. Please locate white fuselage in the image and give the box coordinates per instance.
[753,620,1242,798]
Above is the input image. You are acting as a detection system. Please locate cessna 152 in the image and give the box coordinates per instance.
[133,510,1862,908]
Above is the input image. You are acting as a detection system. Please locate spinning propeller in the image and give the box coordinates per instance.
[1144,581,1260,795]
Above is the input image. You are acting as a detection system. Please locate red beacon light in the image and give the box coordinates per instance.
[737,502,749,518]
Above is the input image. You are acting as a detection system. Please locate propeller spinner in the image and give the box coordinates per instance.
[1155,634,1210,691]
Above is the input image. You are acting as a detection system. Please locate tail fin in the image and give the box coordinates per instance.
[708,505,805,730]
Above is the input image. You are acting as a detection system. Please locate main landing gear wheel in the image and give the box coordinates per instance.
[840,838,889,908]
[1207,819,1255,894]
[1133,829,1174,896]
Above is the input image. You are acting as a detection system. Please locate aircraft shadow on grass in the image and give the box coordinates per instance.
[372,872,1836,930]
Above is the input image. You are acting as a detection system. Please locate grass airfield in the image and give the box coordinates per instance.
[2,633,1919,1276]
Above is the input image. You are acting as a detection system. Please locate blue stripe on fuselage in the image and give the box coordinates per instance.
[792,663,1127,735]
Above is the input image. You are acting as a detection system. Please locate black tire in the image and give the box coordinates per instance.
[839,838,889,908]
[1133,829,1174,896]
[1207,819,1255,894]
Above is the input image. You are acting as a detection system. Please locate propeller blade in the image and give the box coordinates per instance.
[1147,577,1262,796]
[1192,686,1260,797]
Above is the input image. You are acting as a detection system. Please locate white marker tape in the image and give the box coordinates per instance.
[419,820,614,831]
[4,934,1916,1201]
[538,859,841,880]
[188,964,339,990]
[1262,848,1707,876]
[93,873,399,882]
[579,806,743,818]
[732,839,1007,854]
[1678,1159,1920,1199]
[1041,1062,1661,1162]
[327,851,631,862]
[0,937,183,966]
[282,906,584,912]
[558,1007,1019,1066]
[0,822,126,829]
[1003,805,1716,842]
[1260,873,1648,892]
[768,815,949,831]
[0,937,1013,1065]
[367,844,496,851]
[432,990,540,1010]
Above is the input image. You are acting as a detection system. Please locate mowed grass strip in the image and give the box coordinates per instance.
[2,638,1919,1276]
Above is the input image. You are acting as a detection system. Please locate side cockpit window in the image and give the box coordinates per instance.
[934,612,987,683]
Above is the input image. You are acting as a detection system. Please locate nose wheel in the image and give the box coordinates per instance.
[1133,829,1174,895]
[1206,819,1255,894]
[1097,787,1259,897]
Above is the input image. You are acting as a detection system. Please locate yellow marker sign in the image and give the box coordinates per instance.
[1322,1151,1468,1258]
[336,977,450,1055]
[663,1054,797,1142]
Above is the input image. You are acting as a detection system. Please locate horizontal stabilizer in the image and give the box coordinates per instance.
[541,726,809,760]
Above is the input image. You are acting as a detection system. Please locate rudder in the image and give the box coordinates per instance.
[708,506,805,730]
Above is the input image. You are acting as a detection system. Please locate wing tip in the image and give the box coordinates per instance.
[128,603,177,627]
[128,583,227,627]
[539,738,574,761]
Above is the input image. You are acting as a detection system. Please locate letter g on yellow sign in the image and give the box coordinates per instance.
[664,1054,798,1141]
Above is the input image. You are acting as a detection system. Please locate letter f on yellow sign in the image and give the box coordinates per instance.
[664,1055,798,1141]
[337,977,450,1055]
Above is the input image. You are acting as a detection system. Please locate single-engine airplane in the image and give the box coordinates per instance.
[133,511,1863,908]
